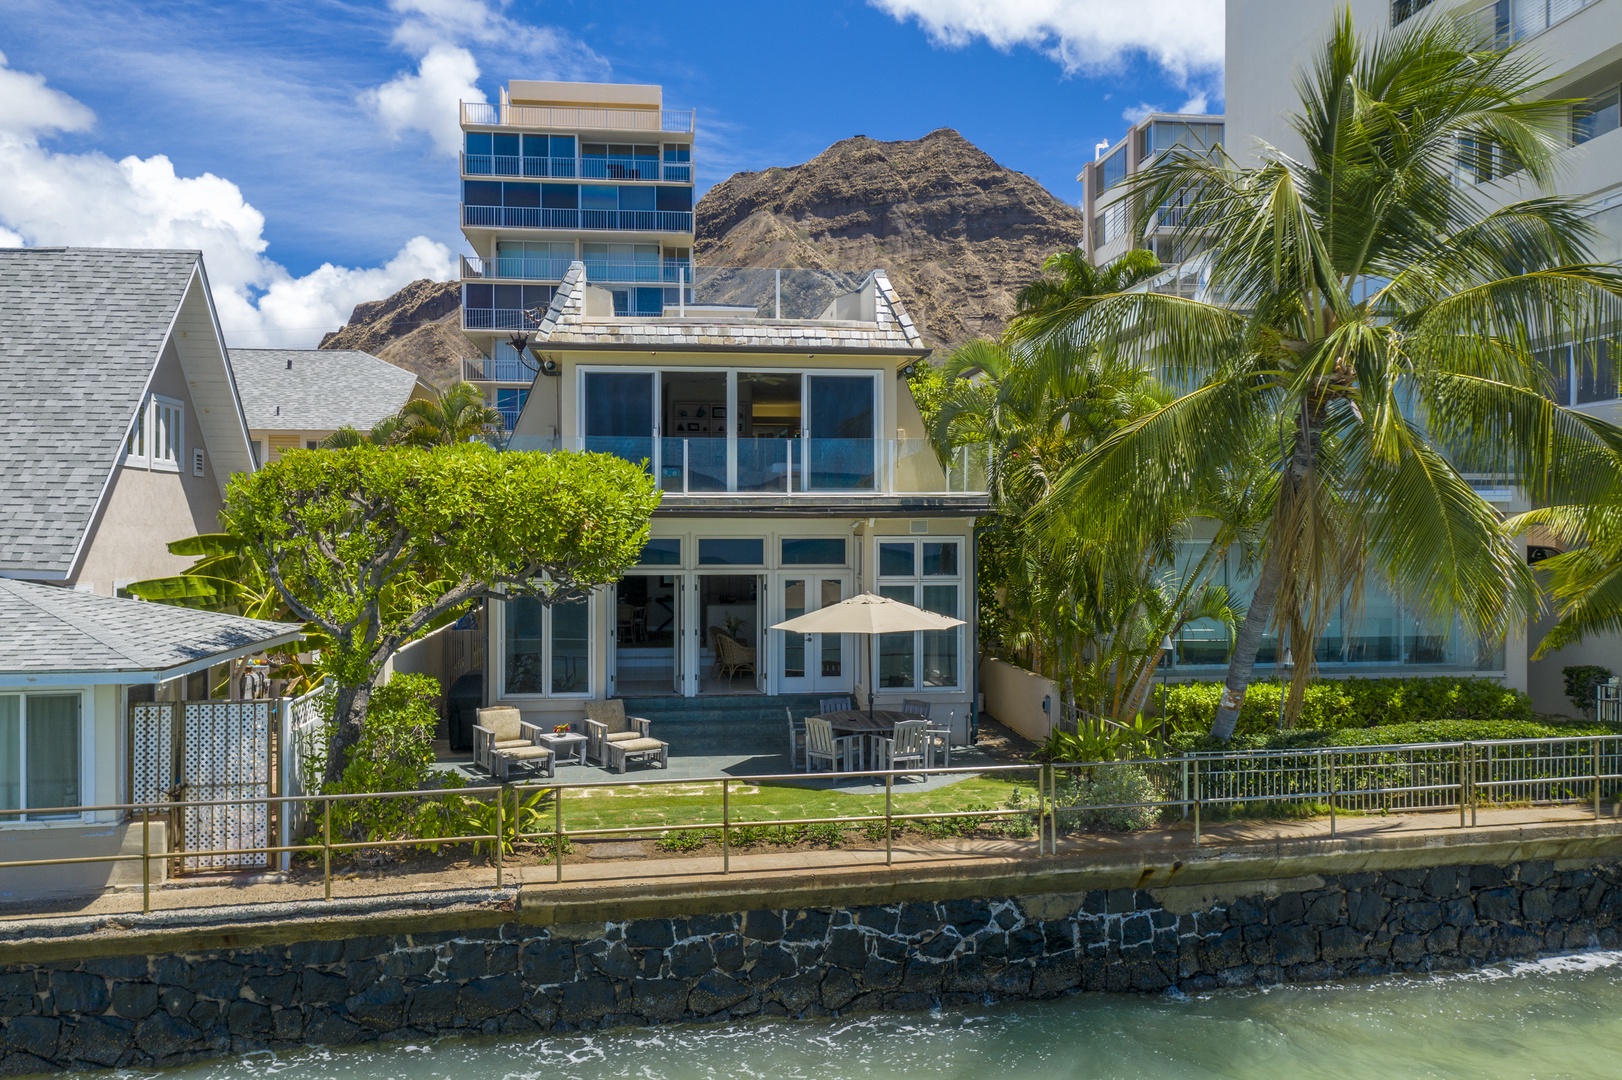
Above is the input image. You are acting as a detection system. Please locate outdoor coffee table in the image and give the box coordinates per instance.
[536,731,589,766]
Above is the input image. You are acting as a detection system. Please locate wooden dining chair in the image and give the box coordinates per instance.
[786,707,807,769]
[819,695,853,714]
[901,698,931,718]
[804,716,860,774]
[875,718,929,775]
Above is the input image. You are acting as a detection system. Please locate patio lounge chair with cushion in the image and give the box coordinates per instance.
[473,707,554,780]
[607,736,668,773]
[583,699,656,766]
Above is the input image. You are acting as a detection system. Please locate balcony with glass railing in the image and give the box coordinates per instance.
[501,435,988,496]
[461,153,693,183]
[462,206,694,233]
[1453,0,1595,42]
[461,101,696,134]
[461,254,693,284]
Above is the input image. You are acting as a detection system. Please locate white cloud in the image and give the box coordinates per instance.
[868,0,1224,85]
[0,54,455,348]
[0,49,95,136]
[364,0,609,156]
[1121,91,1212,126]
[364,43,485,157]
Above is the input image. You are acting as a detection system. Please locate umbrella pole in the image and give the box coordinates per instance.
[867,634,875,719]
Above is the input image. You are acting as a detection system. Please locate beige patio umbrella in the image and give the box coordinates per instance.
[772,592,965,718]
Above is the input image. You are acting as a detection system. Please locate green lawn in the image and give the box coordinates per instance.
[535,771,1042,837]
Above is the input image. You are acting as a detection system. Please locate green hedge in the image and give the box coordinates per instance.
[1160,677,1532,738]
[1169,718,1622,754]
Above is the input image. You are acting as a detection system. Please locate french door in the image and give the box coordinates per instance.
[775,573,853,694]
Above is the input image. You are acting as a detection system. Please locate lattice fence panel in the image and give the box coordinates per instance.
[178,701,273,872]
[130,702,176,805]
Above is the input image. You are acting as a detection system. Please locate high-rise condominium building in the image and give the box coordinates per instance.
[457,81,697,428]
[1077,112,1225,267]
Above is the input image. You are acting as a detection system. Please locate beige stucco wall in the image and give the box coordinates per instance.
[73,341,227,595]
[980,657,1059,743]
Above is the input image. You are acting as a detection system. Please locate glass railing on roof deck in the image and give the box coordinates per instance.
[460,101,695,134]
[497,436,988,496]
[674,267,874,320]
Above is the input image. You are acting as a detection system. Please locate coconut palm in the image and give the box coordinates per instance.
[394,383,504,447]
[1014,247,1161,321]
[1023,10,1622,739]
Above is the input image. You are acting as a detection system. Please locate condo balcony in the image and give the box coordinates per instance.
[461,101,695,135]
[461,254,693,285]
[461,205,694,234]
[461,152,693,183]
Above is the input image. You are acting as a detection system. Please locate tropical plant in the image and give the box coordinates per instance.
[1023,12,1622,740]
[321,413,405,449]
[1013,247,1161,321]
[1562,664,1613,718]
[394,382,504,446]
[228,442,659,783]
[310,673,446,844]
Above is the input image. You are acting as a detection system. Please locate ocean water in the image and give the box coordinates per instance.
[126,951,1622,1080]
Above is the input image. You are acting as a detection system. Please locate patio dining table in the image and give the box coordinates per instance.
[810,710,929,772]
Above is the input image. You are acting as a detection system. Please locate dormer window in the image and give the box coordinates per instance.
[125,394,183,471]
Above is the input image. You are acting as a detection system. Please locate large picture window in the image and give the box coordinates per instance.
[875,539,963,690]
[503,594,592,697]
[0,693,81,820]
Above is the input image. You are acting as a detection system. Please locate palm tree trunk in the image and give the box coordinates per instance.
[1208,549,1285,741]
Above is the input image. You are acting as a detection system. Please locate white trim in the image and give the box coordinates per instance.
[0,688,87,824]
[873,535,966,693]
[494,590,597,700]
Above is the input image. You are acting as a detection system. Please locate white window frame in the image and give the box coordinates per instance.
[496,590,595,700]
[124,394,183,472]
[0,690,86,825]
[873,537,965,693]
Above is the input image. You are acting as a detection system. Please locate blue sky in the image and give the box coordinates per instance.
[0,0,1222,344]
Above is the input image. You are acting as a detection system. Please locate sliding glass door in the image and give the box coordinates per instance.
[806,374,875,490]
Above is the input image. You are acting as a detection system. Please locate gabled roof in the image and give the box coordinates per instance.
[0,579,302,686]
[530,262,928,355]
[231,348,424,432]
[0,247,231,579]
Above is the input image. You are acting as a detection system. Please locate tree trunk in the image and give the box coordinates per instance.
[1209,404,1321,741]
[1207,550,1285,741]
[322,680,374,787]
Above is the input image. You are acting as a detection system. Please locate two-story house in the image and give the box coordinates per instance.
[231,347,432,464]
[457,80,697,431]
[491,263,991,740]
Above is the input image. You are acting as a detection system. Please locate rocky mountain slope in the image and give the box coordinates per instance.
[319,128,1083,372]
[319,278,477,389]
[695,128,1085,347]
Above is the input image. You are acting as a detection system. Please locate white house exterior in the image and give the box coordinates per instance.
[1223,0,1622,711]
[489,262,991,740]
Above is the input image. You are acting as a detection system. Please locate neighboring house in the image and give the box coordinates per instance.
[0,247,257,597]
[1223,0,1622,712]
[230,348,431,463]
[0,578,300,899]
[1078,112,1226,268]
[489,261,992,740]
[456,80,698,429]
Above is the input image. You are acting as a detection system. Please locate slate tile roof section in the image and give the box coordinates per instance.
[0,578,302,678]
[531,262,929,355]
[231,348,421,432]
[0,247,202,578]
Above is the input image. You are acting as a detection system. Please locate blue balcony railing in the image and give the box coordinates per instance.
[462,206,694,233]
[462,153,695,182]
[461,255,693,285]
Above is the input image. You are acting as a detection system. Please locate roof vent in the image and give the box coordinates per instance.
[286,357,293,369]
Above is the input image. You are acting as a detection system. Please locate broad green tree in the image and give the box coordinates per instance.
[1025,11,1622,739]
[228,443,659,781]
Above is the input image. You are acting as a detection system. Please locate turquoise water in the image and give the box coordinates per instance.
[133,952,1622,1079]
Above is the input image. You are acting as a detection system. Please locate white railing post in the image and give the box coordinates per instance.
[786,440,794,495]
[680,267,687,318]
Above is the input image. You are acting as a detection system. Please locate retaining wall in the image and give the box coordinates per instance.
[7,837,1622,1073]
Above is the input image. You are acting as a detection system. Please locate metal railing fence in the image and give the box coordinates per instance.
[4,735,1622,916]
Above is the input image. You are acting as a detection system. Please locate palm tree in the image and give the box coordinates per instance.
[394,383,504,447]
[1024,10,1622,739]
[1014,247,1161,321]
[320,413,404,449]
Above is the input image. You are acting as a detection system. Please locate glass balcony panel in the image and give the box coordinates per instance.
[737,438,795,493]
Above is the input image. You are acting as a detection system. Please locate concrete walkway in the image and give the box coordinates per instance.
[4,804,1619,932]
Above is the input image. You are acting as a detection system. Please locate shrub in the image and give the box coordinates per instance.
[1162,676,1532,738]
[1564,665,1613,717]
[1168,717,1622,754]
[310,673,446,844]
[655,829,713,853]
[1054,764,1162,831]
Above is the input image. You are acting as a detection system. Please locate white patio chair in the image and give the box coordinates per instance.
[874,718,929,776]
[786,707,807,769]
[819,695,853,715]
[900,698,931,718]
[804,716,860,774]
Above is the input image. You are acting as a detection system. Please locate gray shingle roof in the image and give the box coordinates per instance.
[532,263,928,354]
[0,578,302,680]
[0,247,202,577]
[231,348,422,432]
